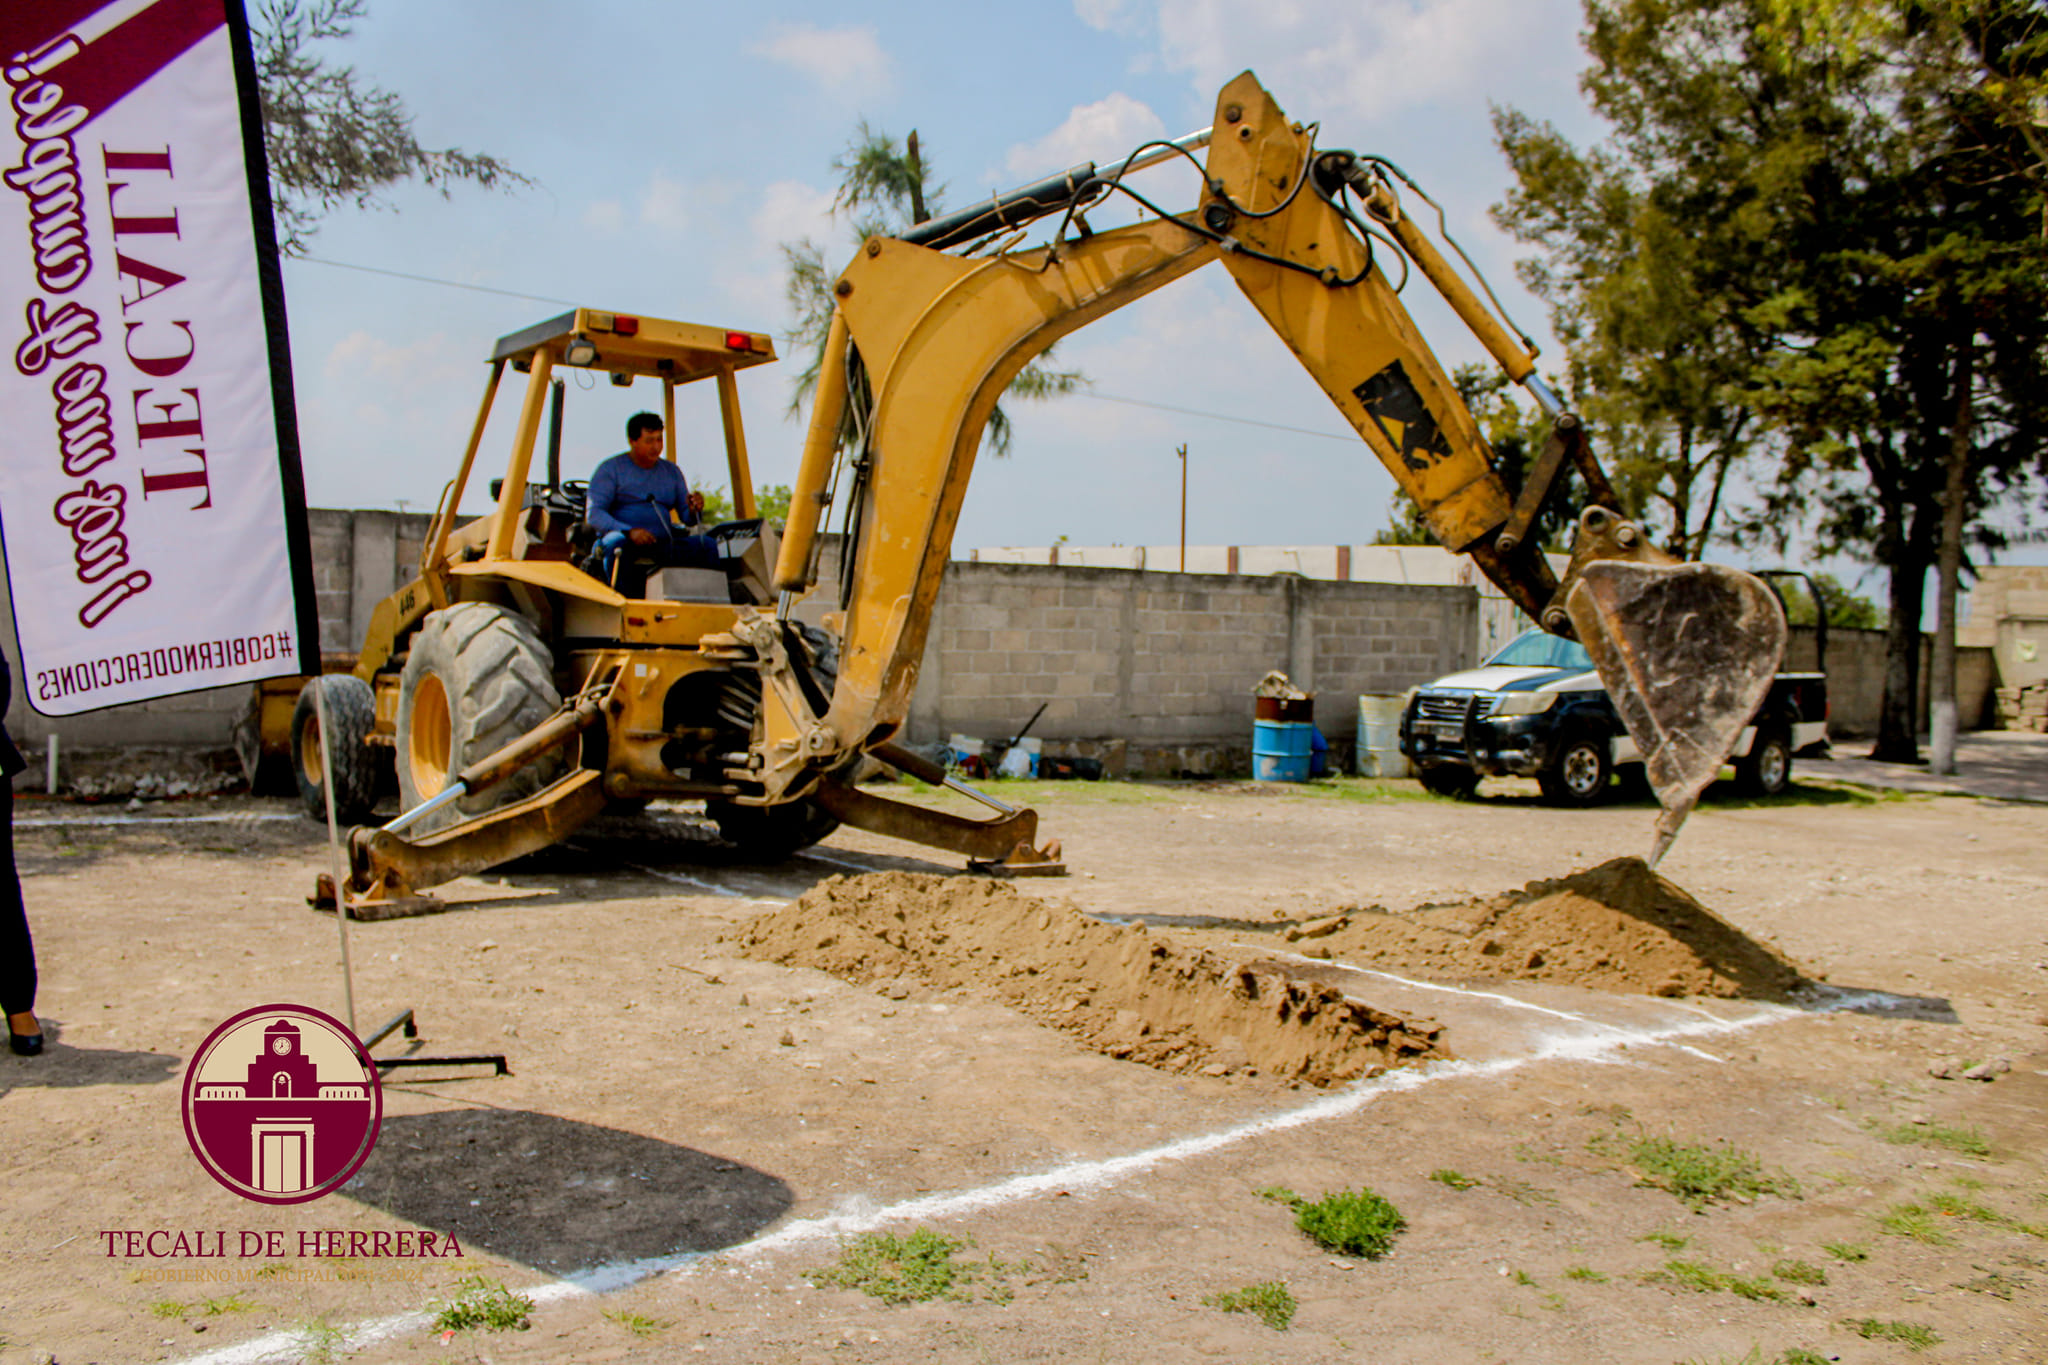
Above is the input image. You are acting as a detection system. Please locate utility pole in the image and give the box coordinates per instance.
[1177,443,1188,572]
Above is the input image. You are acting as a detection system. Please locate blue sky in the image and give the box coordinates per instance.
[279,0,1610,557]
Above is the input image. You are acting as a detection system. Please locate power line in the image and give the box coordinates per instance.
[1077,389,1356,444]
[285,255,1363,444]
[291,255,581,308]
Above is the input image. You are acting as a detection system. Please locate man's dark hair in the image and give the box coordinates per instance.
[626,411,664,441]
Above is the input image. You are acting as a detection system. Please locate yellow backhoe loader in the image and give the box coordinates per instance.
[286,71,1783,913]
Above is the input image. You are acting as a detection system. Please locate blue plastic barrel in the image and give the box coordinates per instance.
[1252,720,1314,782]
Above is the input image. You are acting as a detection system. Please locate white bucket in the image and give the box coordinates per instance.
[1357,694,1413,778]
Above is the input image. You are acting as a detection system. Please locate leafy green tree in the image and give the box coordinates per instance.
[253,0,526,254]
[781,125,1082,455]
[696,483,793,526]
[1497,0,2048,762]
[1779,572,1888,629]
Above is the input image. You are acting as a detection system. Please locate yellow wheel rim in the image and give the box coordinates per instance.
[409,673,452,796]
[297,706,323,790]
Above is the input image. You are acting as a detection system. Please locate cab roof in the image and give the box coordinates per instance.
[490,308,777,384]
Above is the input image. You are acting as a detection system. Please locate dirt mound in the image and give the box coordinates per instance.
[737,873,1443,1087]
[1308,857,1805,1000]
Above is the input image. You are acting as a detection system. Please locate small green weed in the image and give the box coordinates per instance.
[1428,1168,1481,1190]
[1639,1230,1689,1252]
[1537,1290,1566,1312]
[1202,1281,1296,1331]
[1511,1268,1536,1286]
[149,1299,186,1319]
[198,1294,256,1316]
[1262,1186,1406,1259]
[1595,1132,1799,1211]
[1770,1258,1827,1286]
[1960,1268,2023,1299]
[429,1275,534,1333]
[1780,1352,1831,1365]
[1867,1118,1991,1156]
[1843,1317,1940,1350]
[1649,1260,1782,1302]
[1930,1191,2004,1224]
[603,1309,671,1338]
[1878,1203,1953,1246]
[1564,1265,1607,1283]
[808,1229,979,1305]
[1821,1240,1869,1261]
[294,1316,346,1365]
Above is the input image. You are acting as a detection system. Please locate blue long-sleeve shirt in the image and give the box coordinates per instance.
[586,453,696,539]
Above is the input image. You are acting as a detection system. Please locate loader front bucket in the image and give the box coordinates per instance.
[1565,559,1788,865]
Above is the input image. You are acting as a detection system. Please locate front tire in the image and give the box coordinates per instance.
[1735,723,1793,796]
[291,674,379,823]
[1538,731,1612,807]
[706,798,841,859]
[1417,764,1480,799]
[395,603,562,833]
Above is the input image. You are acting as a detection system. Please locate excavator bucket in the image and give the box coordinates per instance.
[1565,560,1788,865]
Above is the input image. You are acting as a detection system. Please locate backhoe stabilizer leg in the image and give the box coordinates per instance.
[807,779,1065,876]
[324,768,612,911]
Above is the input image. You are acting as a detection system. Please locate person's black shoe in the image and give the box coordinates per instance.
[9,1030,43,1057]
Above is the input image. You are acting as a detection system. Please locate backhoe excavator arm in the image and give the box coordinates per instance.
[755,70,1785,863]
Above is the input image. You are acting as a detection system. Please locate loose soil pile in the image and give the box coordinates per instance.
[1305,857,1806,1000]
[737,872,1444,1086]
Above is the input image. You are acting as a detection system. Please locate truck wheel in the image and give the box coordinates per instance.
[1735,723,1793,796]
[1417,765,1480,799]
[396,603,562,834]
[291,675,379,823]
[1538,732,1612,807]
[705,798,841,859]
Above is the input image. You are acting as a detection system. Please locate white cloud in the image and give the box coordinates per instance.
[751,179,837,249]
[1148,0,1558,123]
[1074,0,1147,37]
[748,22,893,100]
[1003,93,1168,179]
[582,198,624,233]
[638,172,691,234]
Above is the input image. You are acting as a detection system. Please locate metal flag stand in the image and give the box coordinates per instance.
[313,677,508,1079]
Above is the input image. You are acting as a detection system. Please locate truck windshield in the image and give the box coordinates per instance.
[1485,630,1595,671]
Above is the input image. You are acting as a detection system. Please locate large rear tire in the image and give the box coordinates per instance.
[395,603,562,833]
[291,675,379,823]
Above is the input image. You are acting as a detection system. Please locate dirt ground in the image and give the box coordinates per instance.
[2,770,2045,1364]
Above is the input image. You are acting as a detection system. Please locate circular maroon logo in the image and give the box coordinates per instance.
[180,1004,382,1204]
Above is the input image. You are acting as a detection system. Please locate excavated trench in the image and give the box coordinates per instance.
[737,859,1807,1087]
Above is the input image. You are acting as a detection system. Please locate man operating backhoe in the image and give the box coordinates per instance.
[586,411,717,575]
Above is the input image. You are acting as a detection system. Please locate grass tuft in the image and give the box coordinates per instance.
[1878,1203,1953,1246]
[1564,1265,1608,1283]
[1639,1230,1689,1253]
[1770,1258,1827,1286]
[1202,1281,1296,1331]
[1843,1317,1940,1350]
[1262,1186,1406,1259]
[429,1275,534,1333]
[1649,1260,1783,1302]
[1595,1132,1799,1211]
[603,1309,671,1338]
[808,1229,979,1305]
[1428,1168,1481,1190]
[1821,1240,1869,1262]
[1867,1117,1991,1156]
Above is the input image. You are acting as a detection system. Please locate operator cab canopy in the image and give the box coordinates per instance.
[492,308,775,381]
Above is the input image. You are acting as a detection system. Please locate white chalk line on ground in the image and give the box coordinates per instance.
[623,861,790,906]
[174,985,1819,1365]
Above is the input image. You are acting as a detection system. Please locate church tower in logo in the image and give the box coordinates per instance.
[182,1005,381,1203]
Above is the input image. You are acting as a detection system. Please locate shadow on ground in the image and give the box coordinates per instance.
[0,1024,182,1092]
[341,1108,793,1274]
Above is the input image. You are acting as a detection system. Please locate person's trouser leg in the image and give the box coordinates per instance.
[0,777,36,1018]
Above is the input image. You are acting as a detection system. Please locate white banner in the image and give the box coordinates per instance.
[1,0,315,717]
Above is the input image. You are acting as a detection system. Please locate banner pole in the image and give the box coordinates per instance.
[311,675,358,1035]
